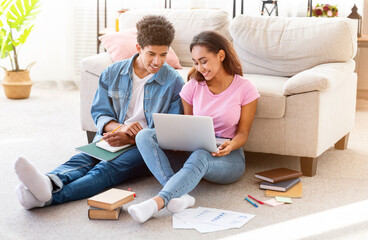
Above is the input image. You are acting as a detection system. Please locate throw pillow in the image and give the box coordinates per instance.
[99,28,182,69]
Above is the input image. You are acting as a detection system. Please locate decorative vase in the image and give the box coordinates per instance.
[1,69,33,99]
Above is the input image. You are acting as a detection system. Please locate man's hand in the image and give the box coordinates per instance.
[102,131,135,147]
[211,141,232,157]
[120,122,143,137]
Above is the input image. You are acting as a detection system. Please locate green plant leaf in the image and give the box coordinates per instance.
[0,28,13,59]
[17,24,33,45]
[0,0,12,14]
[6,0,40,30]
[0,0,12,27]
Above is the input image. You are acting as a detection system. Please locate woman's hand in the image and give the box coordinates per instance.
[212,141,233,157]
[102,131,135,146]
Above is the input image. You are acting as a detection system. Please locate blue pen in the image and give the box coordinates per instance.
[244,196,258,208]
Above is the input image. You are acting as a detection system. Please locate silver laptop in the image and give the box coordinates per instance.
[152,113,230,152]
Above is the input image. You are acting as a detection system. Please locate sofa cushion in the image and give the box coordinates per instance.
[99,28,182,69]
[230,16,357,77]
[283,60,356,95]
[245,74,288,119]
[117,9,231,67]
[81,52,113,77]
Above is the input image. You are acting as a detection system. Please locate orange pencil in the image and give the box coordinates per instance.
[110,124,123,134]
[100,124,123,141]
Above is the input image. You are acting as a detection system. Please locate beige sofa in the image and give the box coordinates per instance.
[80,9,357,176]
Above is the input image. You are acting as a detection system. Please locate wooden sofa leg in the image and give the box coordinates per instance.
[300,157,318,177]
[334,133,350,150]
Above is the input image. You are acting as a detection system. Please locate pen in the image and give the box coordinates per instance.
[248,195,264,205]
[244,196,258,208]
[101,124,123,141]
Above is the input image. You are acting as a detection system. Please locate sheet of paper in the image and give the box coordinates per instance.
[194,207,254,228]
[172,214,193,229]
[173,207,255,233]
[192,222,234,233]
[174,210,234,233]
[275,196,293,203]
[264,198,285,207]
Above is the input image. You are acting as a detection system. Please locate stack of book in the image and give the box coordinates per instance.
[254,168,303,198]
[87,188,135,220]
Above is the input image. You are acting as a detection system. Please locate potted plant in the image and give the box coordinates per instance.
[0,0,40,99]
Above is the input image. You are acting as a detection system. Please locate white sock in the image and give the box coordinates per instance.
[128,199,158,223]
[167,194,195,213]
[14,156,52,202]
[16,184,46,210]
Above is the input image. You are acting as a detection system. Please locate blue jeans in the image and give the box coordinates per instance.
[46,147,150,205]
[135,129,245,205]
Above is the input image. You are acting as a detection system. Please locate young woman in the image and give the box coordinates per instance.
[128,31,260,223]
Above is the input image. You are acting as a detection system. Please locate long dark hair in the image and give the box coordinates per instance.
[188,31,243,82]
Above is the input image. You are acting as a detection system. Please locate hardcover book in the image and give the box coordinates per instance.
[87,188,135,211]
[254,167,302,183]
[88,207,121,220]
[260,178,300,192]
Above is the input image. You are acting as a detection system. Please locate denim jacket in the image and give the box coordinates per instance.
[91,54,185,141]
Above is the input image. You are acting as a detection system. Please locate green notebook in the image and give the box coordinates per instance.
[76,142,136,161]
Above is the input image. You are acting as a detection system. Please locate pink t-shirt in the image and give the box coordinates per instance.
[179,74,260,139]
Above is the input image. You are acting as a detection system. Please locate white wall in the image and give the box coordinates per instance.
[0,0,75,86]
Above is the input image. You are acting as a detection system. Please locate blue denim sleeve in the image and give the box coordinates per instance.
[167,75,185,115]
[91,69,118,135]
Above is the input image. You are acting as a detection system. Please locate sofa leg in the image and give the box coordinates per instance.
[300,157,318,177]
[86,131,96,144]
[334,133,350,150]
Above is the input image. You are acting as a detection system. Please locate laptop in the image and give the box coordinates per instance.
[152,113,230,152]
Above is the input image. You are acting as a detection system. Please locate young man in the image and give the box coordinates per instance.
[14,15,185,209]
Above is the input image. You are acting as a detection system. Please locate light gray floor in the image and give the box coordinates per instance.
[1,85,368,240]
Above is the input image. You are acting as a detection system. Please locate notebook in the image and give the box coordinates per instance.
[254,168,302,183]
[265,182,303,198]
[260,178,300,192]
[76,142,135,161]
[96,140,132,153]
[153,113,230,152]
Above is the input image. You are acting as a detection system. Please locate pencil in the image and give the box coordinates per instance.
[100,124,123,141]
[110,123,123,134]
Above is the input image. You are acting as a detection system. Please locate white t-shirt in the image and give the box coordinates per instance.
[123,71,153,129]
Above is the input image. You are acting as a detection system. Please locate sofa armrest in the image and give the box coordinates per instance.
[81,52,113,77]
[282,59,355,96]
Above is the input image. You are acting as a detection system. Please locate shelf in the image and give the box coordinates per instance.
[358,34,368,48]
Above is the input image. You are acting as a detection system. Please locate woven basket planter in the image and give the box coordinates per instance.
[2,70,33,99]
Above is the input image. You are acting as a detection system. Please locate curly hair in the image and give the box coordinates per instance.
[136,15,175,48]
[188,31,242,82]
